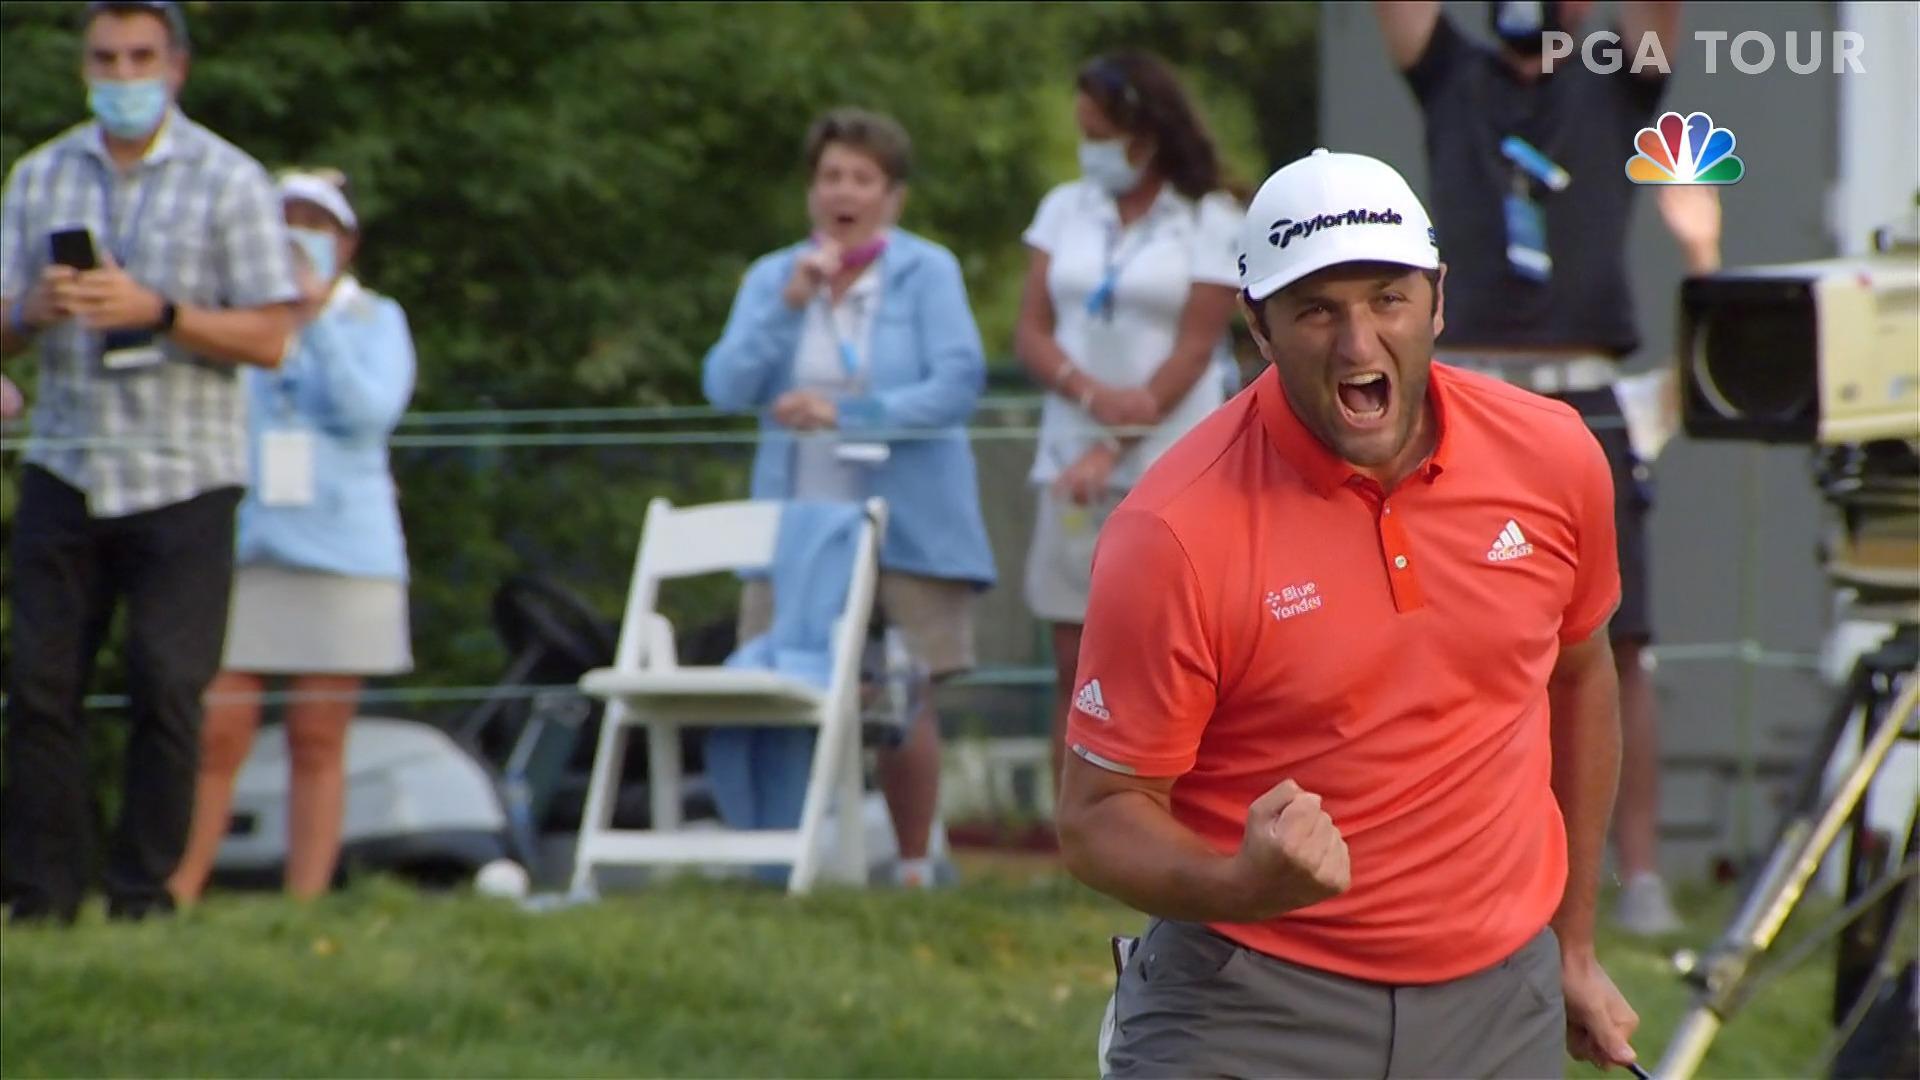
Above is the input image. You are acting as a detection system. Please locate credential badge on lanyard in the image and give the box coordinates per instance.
[258,373,317,507]
[831,290,868,387]
[96,166,166,370]
[832,291,890,466]
[1085,216,1153,322]
[1500,135,1568,284]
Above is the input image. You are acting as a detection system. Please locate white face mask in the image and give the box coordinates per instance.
[1078,138,1143,196]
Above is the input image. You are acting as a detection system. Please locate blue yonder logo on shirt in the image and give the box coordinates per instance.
[1268,208,1404,249]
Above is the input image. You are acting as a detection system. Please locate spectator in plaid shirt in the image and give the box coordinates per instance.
[0,0,300,924]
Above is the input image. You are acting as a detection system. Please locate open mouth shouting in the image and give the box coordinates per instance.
[1335,370,1394,431]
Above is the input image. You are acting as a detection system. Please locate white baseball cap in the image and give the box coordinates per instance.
[1236,148,1439,302]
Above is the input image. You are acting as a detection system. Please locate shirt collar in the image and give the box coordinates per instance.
[1091,179,1188,227]
[809,262,881,320]
[791,228,903,292]
[78,107,196,171]
[1255,361,1456,498]
[323,274,364,315]
[846,252,884,301]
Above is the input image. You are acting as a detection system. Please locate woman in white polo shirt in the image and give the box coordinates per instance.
[1015,50,1241,779]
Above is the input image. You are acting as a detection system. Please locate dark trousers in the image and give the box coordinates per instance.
[1550,387,1655,644]
[2,465,240,919]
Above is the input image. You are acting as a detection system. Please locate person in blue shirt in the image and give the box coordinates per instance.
[702,108,997,888]
[170,168,416,903]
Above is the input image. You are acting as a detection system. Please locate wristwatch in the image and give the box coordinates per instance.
[154,299,178,333]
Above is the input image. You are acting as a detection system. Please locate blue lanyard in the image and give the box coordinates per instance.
[267,338,305,419]
[94,161,156,266]
[1085,216,1154,320]
[1501,136,1570,193]
[831,292,869,381]
[272,375,302,422]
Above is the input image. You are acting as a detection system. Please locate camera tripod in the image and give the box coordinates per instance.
[1653,623,1918,1080]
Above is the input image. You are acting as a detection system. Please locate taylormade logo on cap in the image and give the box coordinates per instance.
[1269,208,1405,249]
[1237,148,1440,302]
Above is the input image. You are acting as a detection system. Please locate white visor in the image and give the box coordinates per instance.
[278,173,357,231]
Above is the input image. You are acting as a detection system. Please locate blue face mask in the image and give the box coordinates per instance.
[288,227,338,283]
[87,78,170,140]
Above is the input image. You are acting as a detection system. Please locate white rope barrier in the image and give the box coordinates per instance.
[385,393,1052,428]
[0,390,1792,717]
[39,640,1818,713]
[0,402,1632,454]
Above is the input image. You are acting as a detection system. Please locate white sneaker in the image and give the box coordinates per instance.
[1615,872,1683,937]
[893,858,936,890]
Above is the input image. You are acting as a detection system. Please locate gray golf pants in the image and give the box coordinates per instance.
[1098,918,1566,1079]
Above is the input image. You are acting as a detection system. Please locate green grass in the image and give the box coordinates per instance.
[0,856,1840,1078]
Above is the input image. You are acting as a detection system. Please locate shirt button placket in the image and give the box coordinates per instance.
[1378,498,1425,612]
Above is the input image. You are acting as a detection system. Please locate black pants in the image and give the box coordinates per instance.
[1550,388,1655,644]
[2,466,240,919]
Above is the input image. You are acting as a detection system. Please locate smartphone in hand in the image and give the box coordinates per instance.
[49,228,99,271]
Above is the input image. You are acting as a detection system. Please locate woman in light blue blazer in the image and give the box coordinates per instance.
[172,169,416,904]
[702,108,996,888]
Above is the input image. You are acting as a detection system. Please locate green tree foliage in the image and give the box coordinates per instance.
[0,1,1315,721]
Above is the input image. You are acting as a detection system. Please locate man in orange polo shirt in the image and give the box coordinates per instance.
[1056,149,1641,1078]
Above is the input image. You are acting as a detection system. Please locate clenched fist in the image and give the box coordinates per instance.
[1232,779,1351,919]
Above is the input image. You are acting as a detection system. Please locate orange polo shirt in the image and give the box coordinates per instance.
[1067,362,1620,985]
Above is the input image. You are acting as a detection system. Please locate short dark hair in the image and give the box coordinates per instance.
[803,108,912,186]
[82,0,190,52]
[1076,50,1228,200]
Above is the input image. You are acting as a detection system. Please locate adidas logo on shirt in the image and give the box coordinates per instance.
[1487,519,1536,562]
[1074,679,1112,722]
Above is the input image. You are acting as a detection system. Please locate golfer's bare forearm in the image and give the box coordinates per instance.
[1058,788,1260,923]
[1547,640,1623,954]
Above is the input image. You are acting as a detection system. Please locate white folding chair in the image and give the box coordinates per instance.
[569,495,886,896]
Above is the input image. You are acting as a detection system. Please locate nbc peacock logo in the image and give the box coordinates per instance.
[1625,111,1745,185]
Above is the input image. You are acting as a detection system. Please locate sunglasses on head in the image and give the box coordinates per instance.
[1086,59,1141,115]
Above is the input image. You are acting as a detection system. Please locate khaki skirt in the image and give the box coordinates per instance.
[222,564,413,676]
[1023,486,1128,625]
